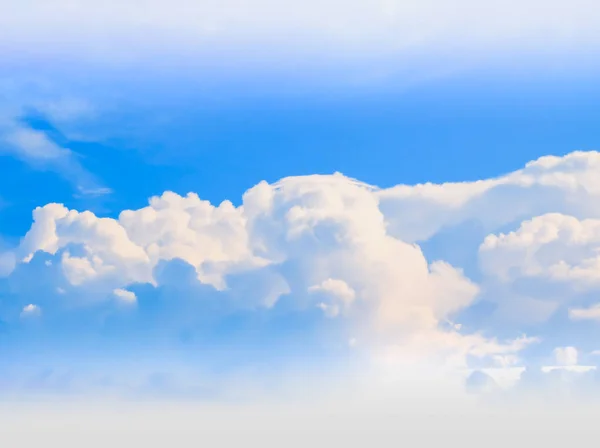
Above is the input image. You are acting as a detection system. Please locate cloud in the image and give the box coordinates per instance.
[374,151,600,331]
[3,171,536,374]
[380,151,600,244]
[554,346,579,366]
[0,122,110,196]
[0,82,110,195]
[480,213,600,287]
[7,150,600,398]
[15,203,151,293]
[32,98,96,125]
[20,304,41,318]
[1,0,599,64]
[569,304,600,321]
[309,278,355,302]
[309,278,356,317]
[3,126,71,161]
[113,288,137,304]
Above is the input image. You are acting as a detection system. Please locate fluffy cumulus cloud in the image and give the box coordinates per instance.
[6,151,600,398]
[480,213,600,287]
[4,174,494,365]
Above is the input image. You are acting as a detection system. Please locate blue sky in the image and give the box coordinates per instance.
[4,0,600,409]
[3,60,600,231]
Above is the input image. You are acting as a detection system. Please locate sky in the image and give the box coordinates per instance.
[3,0,600,442]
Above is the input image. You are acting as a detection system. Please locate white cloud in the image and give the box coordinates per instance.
[309,279,355,302]
[476,207,600,326]
[12,150,600,372]
[0,82,110,195]
[20,304,41,318]
[309,278,355,317]
[32,98,96,124]
[7,150,600,405]
[492,355,520,369]
[380,151,600,243]
[477,367,525,389]
[3,126,70,161]
[16,203,151,294]
[480,213,600,287]
[569,304,600,321]
[540,348,596,372]
[554,346,579,366]
[541,365,596,373]
[1,0,599,64]
[316,302,341,318]
[367,151,600,326]
[113,288,137,304]
[119,191,254,290]
[6,170,533,368]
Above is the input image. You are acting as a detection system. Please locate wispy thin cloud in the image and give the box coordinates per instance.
[0,89,111,196]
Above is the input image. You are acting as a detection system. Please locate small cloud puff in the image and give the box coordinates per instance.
[554,346,579,367]
[309,278,356,318]
[113,288,137,304]
[309,278,356,302]
[20,304,41,318]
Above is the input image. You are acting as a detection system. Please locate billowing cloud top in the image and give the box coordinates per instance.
[4,151,600,399]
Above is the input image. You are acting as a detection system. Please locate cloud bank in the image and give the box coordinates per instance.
[2,0,600,65]
[3,150,600,401]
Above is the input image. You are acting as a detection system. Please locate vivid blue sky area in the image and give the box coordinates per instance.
[2,61,600,234]
[3,0,600,405]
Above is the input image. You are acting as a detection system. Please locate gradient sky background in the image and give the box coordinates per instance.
[3,0,600,413]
